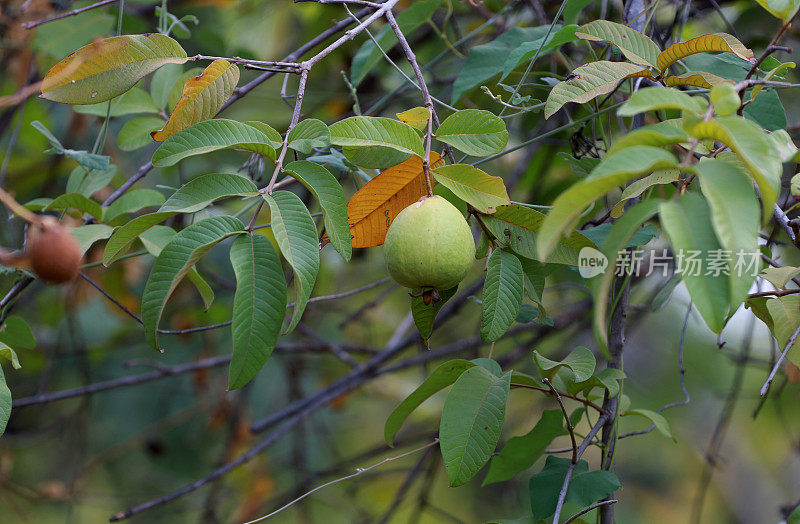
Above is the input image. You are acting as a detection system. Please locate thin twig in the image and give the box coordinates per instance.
[563,500,618,524]
[542,378,577,463]
[23,0,120,29]
[760,322,800,396]
[243,439,439,523]
[552,414,610,524]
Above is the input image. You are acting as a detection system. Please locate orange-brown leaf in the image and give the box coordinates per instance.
[348,152,441,248]
[152,59,239,142]
[656,33,754,74]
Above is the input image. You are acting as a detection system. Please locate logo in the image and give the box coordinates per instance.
[578,247,608,278]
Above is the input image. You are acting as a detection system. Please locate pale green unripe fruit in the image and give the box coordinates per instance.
[710,83,740,116]
[384,196,475,291]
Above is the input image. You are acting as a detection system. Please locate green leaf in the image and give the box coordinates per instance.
[756,0,800,21]
[529,456,621,520]
[618,86,707,116]
[139,225,217,310]
[434,110,508,157]
[104,174,257,265]
[610,169,679,218]
[396,107,431,131]
[245,121,285,150]
[575,20,661,67]
[452,26,556,102]
[760,266,800,289]
[411,286,457,344]
[142,216,244,350]
[44,193,103,220]
[545,61,653,119]
[536,146,678,261]
[684,116,782,223]
[480,249,524,342]
[591,199,661,349]
[228,234,287,389]
[287,119,331,154]
[0,316,35,350]
[440,367,511,486]
[622,408,674,440]
[284,161,351,261]
[73,87,160,117]
[261,191,320,334]
[533,346,595,383]
[41,34,188,104]
[697,158,759,311]
[483,410,565,485]
[384,359,475,446]
[479,204,597,266]
[329,116,424,169]
[103,189,165,223]
[150,63,184,109]
[152,118,277,167]
[103,212,175,266]
[432,164,510,214]
[0,365,10,437]
[766,296,800,367]
[118,116,165,151]
[71,224,114,254]
[660,193,729,333]
[0,343,21,370]
[607,123,688,157]
[500,25,578,81]
[31,121,111,171]
[160,173,258,213]
[66,166,116,197]
[744,89,787,131]
[350,0,441,85]
[567,367,626,398]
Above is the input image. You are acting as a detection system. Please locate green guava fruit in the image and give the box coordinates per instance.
[710,83,740,116]
[384,195,475,291]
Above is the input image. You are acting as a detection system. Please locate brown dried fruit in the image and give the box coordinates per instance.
[26,216,83,284]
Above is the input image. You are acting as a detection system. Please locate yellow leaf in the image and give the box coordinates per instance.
[396,107,431,131]
[41,34,187,105]
[656,33,754,74]
[152,59,239,142]
[665,71,733,89]
[347,153,441,248]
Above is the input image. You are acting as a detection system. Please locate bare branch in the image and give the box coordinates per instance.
[23,0,120,29]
